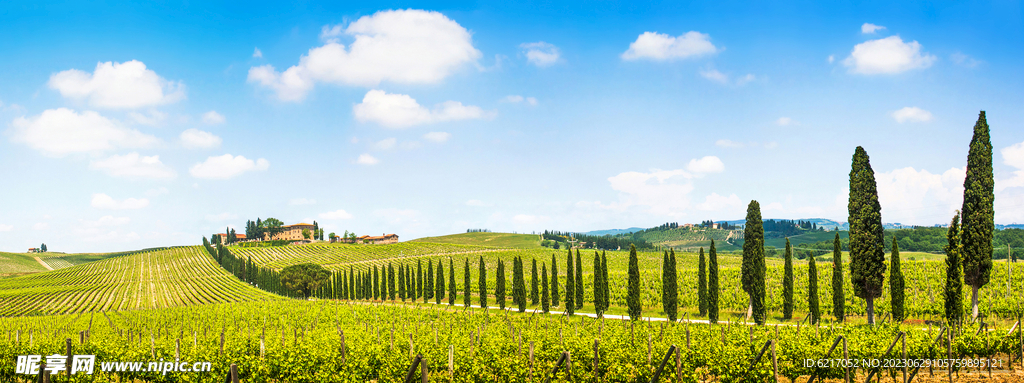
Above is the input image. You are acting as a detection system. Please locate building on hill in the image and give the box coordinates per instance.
[356,233,399,244]
[215,233,247,242]
[27,248,38,253]
[682,223,695,228]
[267,223,316,241]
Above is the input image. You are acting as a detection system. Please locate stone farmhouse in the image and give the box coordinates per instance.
[331,233,399,244]
[267,223,316,241]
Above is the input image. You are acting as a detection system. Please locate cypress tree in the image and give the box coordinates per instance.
[709,240,720,324]
[961,111,994,320]
[593,251,605,317]
[565,249,575,315]
[399,264,406,301]
[343,270,350,299]
[436,259,445,304]
[349,266,355,300]
[697,247,707,317]
[373,265,380,300]
[449,258,456,306]
[831,233,845,322]
[601,251,609,313]
[425,260,434,303]
[575,249,583,310]
[849,146,886,325]
[627,244,642,321]
[661,251,670,317]
[417,260,423,299]
[808,255,819,324]
[464,258,471,307]
[496,259,506,310]
[542,264,550,313]
[890,237,905,322]
[531,259,539,305]
[945,212,964,328]
[389,263,396,300]
[667,249,678,321]
[783,238,794,320]
[742,200,767,325]
[515,257,527,312]
[478,256,488,309]
[551,253,560,306]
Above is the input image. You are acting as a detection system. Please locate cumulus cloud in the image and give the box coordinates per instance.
[180,129,222,149]
[861,23,886,34]
[9,108,159,157]
[319,209,354,220]
[189,154,269,179]
[289,198,317,206]
[89,152,177,179]
[520,42,561,67]
[699,68,755,85]
[353,90,491,128]
[91,193,149,210]
[998,140,1024,192]
[252,47,263,58]
[201,111,226,124]
[373,137,397,150]
[875,167,965,225]
[951,52,982,68]
[356,153,379,165]
[48,60,185,108]
[891,107,933,123]
[686,156,725,174]
[423,132,451,143]
[247,9,481,101]
[501,95,538,105]
[776,117,794,126]
[128,110,167,126]
[621,31,718,61]
[695,192,744,212]
[606,169,696,216]
[843,36,936,75]
[0,224,12,232]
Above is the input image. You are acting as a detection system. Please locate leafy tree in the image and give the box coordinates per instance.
[962,111,994,320]
[808,255,819,324]
[478,256,488,309]
[515,257,527,312]
[40,243,47,253]
[890,238,905,322]
[464,258,471,307]
[398,264,406,301]
[280,263,331,299]
[627,244,642,321]
[417,260,423,299]
[531,259,539,305]
[667,249,678,321]
[831,232,845,322]
[551,253,560,306]
[575,249,583,310]
[662,251,670,317]
[565,248,575,315]
[388,263,396,300]
[945,212,964,328]
[436,259,445,304]
[593,251,605,317]
[849,146,886,325]
[601,251,609,314]
[541,264,550,313]
[262,218,284,240]
[496,260,506,309]
[783,238,794,320]
[373,265,379,300]
[425,261,434,303]
[697,248,706,317]
[449,258,456,306]
[709,240,719,323]
[742,200,767,325]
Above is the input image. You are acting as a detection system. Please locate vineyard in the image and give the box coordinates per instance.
[1,300,1021,382]
[0,247,280,317]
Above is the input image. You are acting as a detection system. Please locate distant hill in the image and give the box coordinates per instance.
[582,228,645,236]
[410,232,542,248]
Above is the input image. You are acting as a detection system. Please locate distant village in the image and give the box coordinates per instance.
[214,222,397,245]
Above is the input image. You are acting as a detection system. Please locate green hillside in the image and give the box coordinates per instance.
[765,230,849,249]
[409,232,543,248]
[0,252,48,276]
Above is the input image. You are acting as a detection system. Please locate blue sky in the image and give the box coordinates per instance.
[1,1,1023,252]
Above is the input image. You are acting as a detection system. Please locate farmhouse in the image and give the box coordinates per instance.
[214,233,247,242]
[27,248,38,253]
[267,223,316,241]
[356,234,400,244]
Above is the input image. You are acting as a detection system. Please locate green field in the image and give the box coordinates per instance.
[410,232,544,248]
[0,252,48,276]
[765,230,849,249]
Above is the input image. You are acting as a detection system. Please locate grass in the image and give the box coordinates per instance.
[409,232,544,248]
[0,252,48,276]
[764,230,849,249]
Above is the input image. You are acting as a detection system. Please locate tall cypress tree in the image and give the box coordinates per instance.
[890,238,905,323]
[436,259,445,304]
[464,258,471,307]
[449,258,456,306]
[565,248,575,315]
[601,251,609,313]
[388,263,396,300]
[831,233,845,322]
[515,257,527,312]
[945,212,964,328]
[425,261,434,303]
[417,260,423,299]
[343,270,350,300]
[593,251,605,317]
[349,266,355,300]
[551,253,560,306]
[783,238,794,320]
[667,249,678,321]
[742,200,767,325]
[962,111,994,320]
[531,258,539,305]
[709,240,720,324]
[808,255,819,324]
[575,249,583,310]
[849,146,886,325]
[478,256,488,309]
[541,264,550,313]
[627,244,642,321]
[661,251,670,317]
[697,247,707,317]
[373,265,380,300]
[496,259,506,310]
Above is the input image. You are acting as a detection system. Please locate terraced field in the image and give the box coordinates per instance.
[230,242,499,271]
[0,246,280,317]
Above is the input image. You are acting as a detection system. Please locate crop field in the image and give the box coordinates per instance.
[0,247,280,317]
[410,232,544,248]
[0,252,48,276]
[1,300,1019,382]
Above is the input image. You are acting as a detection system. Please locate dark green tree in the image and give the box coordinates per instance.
[601,251,609,313]
[280,263,331,299]
[565,248,575,315]
[593,251,605,317]
[541,264,550,313]
[961,111,994,320]
[783,238,794,320]
[945,212,964,328]
[398,264,406,301]
[551,253,560,306]
[890,237,905,322]
[808,255,819,324]
[667,249,678,321]
[531,259,539,305]
[41,243,47,252]
[627,244,642,321]
[742,200,767,325]
[849,146,886,325]
[575,249,583,310]
[478,256,488,309]
[425,260,434,303]
[662,251,670,317]
[417,260,423,299]
[515,257,527,312]
[388,263,396,300]
[697,247,706,317]
[496,259,506,310]
[831,232,845,322]
[449,258,456,306]
[709,240,719,324]
[436,259,445,304]
[464,258,471,307]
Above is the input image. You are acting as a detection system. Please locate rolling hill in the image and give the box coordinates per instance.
[409,232,543,248]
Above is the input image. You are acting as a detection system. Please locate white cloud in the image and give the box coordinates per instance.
[828,55,835,64]
[621,31,718,61]
[607,169,695,216]
[843,36,936,75]
[520,42,561,67]
[423,132,451,143]
[144,187,169,197]
[319,209,354,220]
[466,199,491,207]
[128,110,167,126]
[189,154,269,179]
[253,47,263,58]
[91,193,149,210]
[89,152,177,179]
[512,214,549,224]
[201,111,226,125]
[695,192,743,212]
[998,140,1024,192]
[686,156,725,174]
[33,223,49,231]
[764,142,778,149]
[9,108,159,157]
[715,139,746,148]
[891,107,933,123]
[0,224,12,232]
[180,128,222,149]
[247,9,481,101]
[875,167,965,225]
[48,60,185,108]
[776,117,794,126]
[861,23,886,34]
[356,153,379,165]
[373,137,397,150]
[699,68,729,84]
[205,213,237,222]
[951,52,982,68]
[735,74,756,86]
[289,198,317,206]
[501,95,537,105]
[353,90,491,128]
